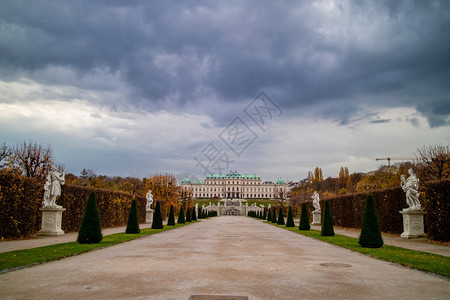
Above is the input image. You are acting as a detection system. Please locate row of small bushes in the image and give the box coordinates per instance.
[0,174,146,240]
[58,185,146,233]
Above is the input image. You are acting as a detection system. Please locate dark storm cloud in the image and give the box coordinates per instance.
[0,0,449,126]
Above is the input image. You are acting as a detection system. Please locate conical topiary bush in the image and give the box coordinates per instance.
[286,206,295,227]
[359,194,384,248]
[321,200,334,236]
[192,206,197,221]
[77,191,103,244]
[186,207,192,222]
[152,201,164,229]
[271,208,277,223]
[178,206,185,224]
[277,207,285,225]
[299,203,310,230]
[198,207,202,219]
[167,205,175,226]
[125,199,140,234]
[267,208,272,221]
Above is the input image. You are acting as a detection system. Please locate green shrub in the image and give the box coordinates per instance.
[299,203,310,230]
[198,207,202,219]
[321,200,334,236]
[151,201,163,229]
[271,208,277,223]
[359,194,383,248]
[277,208,285,225]
[125,199,140,234]
[423,179,450,242]
[186,207,192,222]
[77,191,103,244]
[177,206,185,224]
[167,205,175,226]
[267,208,272,221]
[192,206,197,221]
[286,206,295,227]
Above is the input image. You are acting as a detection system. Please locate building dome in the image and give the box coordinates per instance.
[276,178,285,184]
[182,177,191,183]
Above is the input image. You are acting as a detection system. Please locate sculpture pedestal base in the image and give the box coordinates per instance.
[37,207,66,236]
[146,209,154,224]
[311,211,321,225]
[400,210,426,239]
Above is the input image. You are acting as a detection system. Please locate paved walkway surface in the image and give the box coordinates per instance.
[0,216,449,299]
[1,220,448,257]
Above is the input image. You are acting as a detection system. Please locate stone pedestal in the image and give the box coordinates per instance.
[37,207,66,236]
[312,211,321,225]
[400,210,426,239]
[146,209,154,224]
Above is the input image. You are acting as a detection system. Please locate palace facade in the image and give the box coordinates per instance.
[181,170,289,200]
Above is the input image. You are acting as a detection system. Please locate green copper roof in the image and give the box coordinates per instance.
[242,174,260,179]
[182,177,191,183]
[206,173,226,179]
[276,178,285,184]
[225,171,241,178]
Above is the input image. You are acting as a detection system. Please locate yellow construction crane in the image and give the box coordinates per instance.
[375,157,414,167]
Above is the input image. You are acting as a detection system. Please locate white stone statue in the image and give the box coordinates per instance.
[146,189,154,210]
[195,203,199,215]
[245,202,248,207]
[312,191,320,212]
[43,166,65,207]
[268,204,271,210]
[209,202,212,207]
[401,169,421,211]
[217,201,220,207]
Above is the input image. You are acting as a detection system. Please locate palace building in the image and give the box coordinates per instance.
[181,170,289,200]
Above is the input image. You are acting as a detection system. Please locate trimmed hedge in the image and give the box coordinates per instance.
[299,203,310,231]
[359,194,383,248]
[423,179,450,242]
[0,174,146,240]
[125,199,140,234]
[321,200,334,236]
[77,191,103,243]
[0,175,42,239]
[305,186,406,235]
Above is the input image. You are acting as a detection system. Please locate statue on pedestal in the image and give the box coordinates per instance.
[401,169,421,211]
[43,166,65,208]
[146,190,154,210]
[312,191,320,212]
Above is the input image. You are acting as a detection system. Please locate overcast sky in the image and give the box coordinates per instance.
[0,0,449,182]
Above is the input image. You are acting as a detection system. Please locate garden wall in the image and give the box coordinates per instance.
[0,174,146,240]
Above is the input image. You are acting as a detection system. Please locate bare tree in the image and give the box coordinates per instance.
[0,143,11,168]
[274,187,291,207]
[415,144,450,181]
[12,140,53,179]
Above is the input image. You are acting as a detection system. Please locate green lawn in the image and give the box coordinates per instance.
[0,223,192,273]
[266,221,450,278]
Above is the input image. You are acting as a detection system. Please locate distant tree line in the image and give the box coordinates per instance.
[290,144,449,204]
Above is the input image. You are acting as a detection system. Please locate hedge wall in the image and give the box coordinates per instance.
[0,174,146,240]
[0,175,43,239]
[422,179,449,242]
[309,180,449,242]
[308,187,406,235]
